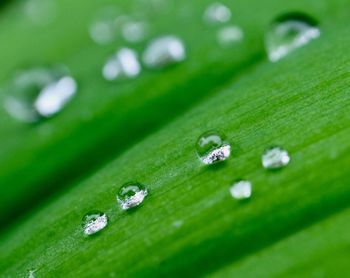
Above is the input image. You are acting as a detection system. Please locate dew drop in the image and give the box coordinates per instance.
[4,66,77,123]
[262,146,290,169]
[82,211,108,236]
[217,25,244,47]
[121,20,149,43]
[117,182,148,210]
[265,13,320,62]
[103,48,141,81]
[89,8,120,45]
[203,2,231,25]
[229,180,252,200]
[196,130,231,165]
[142,35,186,69]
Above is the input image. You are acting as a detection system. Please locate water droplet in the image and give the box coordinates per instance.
[28,269,36,278]
[265,13,320,62]
[262,146,290,169]
[103,48,141,81]
[230,180,252,200]
[121,20,149,43]
[196,130,231,165]
[217,25,244,47]
[82,211,108,236]
[142,36,186,69]
[4,66,77,123]
[203,2,231,25]
[117,182,148,210]
[89,8,120,45]
[24,0,57,25]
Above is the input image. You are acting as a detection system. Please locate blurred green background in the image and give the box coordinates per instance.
[1,0,350,276]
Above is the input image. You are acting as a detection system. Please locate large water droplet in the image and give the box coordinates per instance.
[230,180,252,200]
[217,25,244,47]
[265,13,320,62]
[196,130,231,165]
[89,8,120,45]
[4,66,77,123]
[262,146,290,169]
[103,48,141,81]
[121,20,149,43]
[142,36,186,69]
[117,182,148,210]
[82,211,108,236]
[203,2,231,25]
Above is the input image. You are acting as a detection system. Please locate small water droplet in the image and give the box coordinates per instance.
[121,20,149,43]
[203,2,231,25]
[82,211,108,236]
[103,48,141,81]
[217,25,244,47]
[262,146,290,169]
[4,66,77,123]
[142,35,186,69]
[117,182,148,210]
[89,8,120,45]
[229,180,252,200]
[265,13,320,62]
[196,130,231,165]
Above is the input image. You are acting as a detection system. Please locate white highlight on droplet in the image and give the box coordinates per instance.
[142,35,186,69]
[103,48,141,81]
[34,76,77,117]
[262,146,291,169]
[201,144,231,165]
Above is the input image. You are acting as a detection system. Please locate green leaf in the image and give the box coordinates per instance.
[211,207,350,277]
[1,0,350,276]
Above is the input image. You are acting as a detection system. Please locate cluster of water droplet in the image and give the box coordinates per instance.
[8,1,317,253]
[203,2,244,48]
[81,182,148,236]
[80,128,292,236]
[196,130,291,200]
[100,34,186,82]
[5,2,321,125]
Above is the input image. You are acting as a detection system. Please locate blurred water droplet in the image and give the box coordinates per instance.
[24,0,57,25]
[117,182,148,210]
[230,180,252,200]
[89,8,120,45]
[138,0,174,13]
[265,13,320,62]
[203,2,231,25]
[142,35,186,69]
[196,130,231,165]
[262,146,290,169]
[103,48,141,81]
[28,269,36,278]
[217,25,244,47]
[122,20,149,43]
[82,211,108,236]
[4,66,77,123]
[172,220,183,228]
